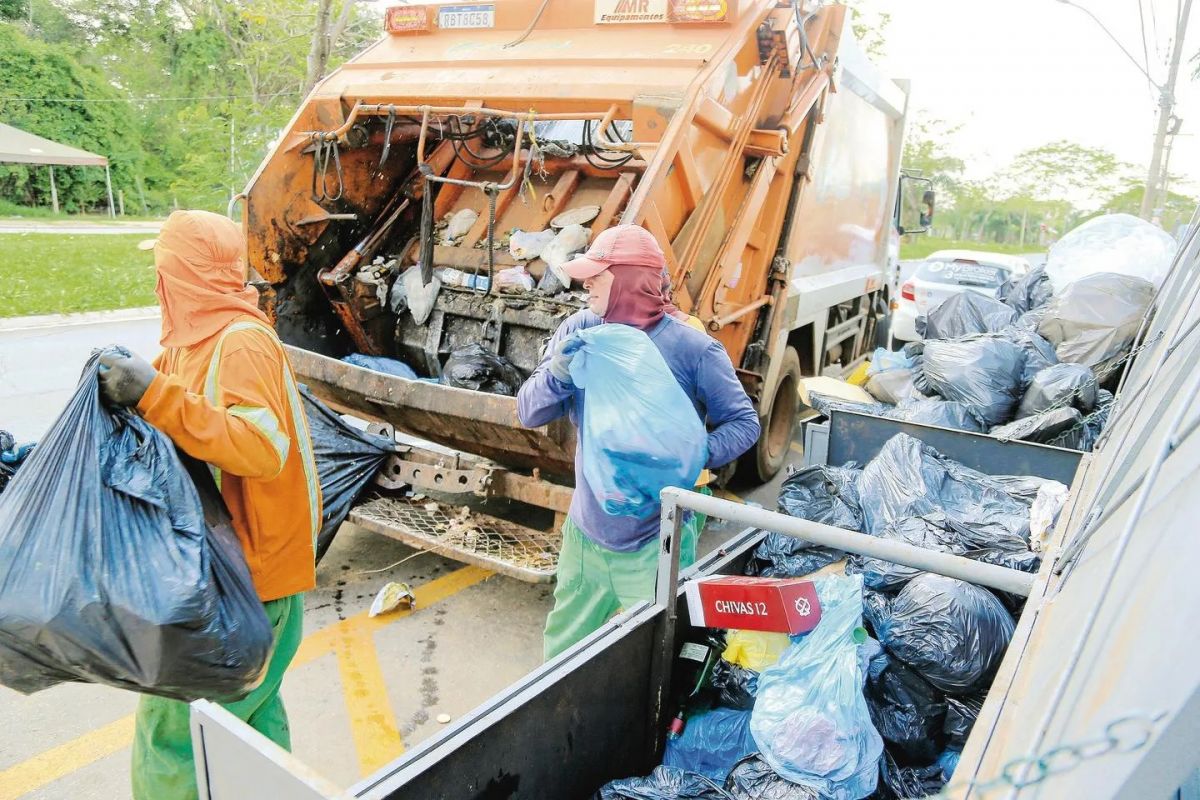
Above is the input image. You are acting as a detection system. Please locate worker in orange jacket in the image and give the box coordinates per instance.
[97,209,321,800]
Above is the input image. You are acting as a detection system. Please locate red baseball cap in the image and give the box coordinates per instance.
[561,224,666,282]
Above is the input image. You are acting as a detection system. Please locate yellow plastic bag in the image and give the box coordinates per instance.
[722,629,791,672]
[845,361,871,386]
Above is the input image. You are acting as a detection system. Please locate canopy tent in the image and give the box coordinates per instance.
[0,122,114,216]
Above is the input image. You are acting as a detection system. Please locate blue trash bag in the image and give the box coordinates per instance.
[664,708,758,783]
[569,325,707,518]
[750,574,883,799]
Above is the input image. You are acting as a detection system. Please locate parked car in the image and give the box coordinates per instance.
[892,250,1032,341]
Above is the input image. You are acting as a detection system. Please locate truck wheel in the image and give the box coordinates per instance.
[743,347,802,484]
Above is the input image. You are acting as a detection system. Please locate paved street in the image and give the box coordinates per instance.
[0,312,788,799]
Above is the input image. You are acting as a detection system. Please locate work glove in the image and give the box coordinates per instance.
[97,346,158,408]
[548,334,583,386]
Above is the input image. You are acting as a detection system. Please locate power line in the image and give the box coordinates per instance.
[1137,0,1157,97]
[0,93,303,104]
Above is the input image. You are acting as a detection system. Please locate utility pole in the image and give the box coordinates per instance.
[1140,0,1192,220]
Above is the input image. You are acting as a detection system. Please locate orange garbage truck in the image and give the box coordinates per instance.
[236,0,928,580]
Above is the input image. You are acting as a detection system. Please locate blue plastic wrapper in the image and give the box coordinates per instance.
[663,708,758,783]
[342,352,418,379]
[570,325,707,518]
[750,574,883,799]
[0,354,272,701]
[867,348,914,375]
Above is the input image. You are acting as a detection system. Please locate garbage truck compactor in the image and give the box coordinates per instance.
[239,0,917,579]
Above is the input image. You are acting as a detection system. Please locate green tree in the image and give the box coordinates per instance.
[0,21,146,212]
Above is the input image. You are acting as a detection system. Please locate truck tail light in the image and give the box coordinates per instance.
[901,282,915,302]
[669,0,731,23]
[385,5,432,34]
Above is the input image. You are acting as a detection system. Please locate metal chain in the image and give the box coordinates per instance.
[994,331,1165,446]
[925,711,1165,799]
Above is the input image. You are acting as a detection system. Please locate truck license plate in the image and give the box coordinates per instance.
[439,4,494,29]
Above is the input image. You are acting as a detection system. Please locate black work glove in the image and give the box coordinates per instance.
[98,346,158,408]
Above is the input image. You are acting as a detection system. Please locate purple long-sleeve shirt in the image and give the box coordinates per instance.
[517,311,761,552]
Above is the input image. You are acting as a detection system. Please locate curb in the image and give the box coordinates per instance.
[0,307,161,332]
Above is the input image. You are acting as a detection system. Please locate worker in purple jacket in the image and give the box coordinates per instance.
[518,224,760,660]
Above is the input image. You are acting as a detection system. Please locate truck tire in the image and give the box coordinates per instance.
[743,346,802,484]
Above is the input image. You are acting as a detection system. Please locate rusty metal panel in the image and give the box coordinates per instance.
[285,345,576,478]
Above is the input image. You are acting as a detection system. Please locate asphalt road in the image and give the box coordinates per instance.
[0,310,790,799]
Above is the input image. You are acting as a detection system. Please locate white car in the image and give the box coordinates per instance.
[891,250,1032,342]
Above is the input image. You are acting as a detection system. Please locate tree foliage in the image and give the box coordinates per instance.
[1,0,378,213]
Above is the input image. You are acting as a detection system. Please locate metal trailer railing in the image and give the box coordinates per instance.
[190,487,1035,800]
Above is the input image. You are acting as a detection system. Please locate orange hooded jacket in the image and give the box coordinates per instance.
[135,210,320,602]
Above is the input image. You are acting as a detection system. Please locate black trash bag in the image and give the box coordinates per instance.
[808,393,893,419]
[1018,363,1098,417]
[745,464,862,578]
[596,766,732,800]
[857,434,1036,550]
[875,574,1015,694]
[1037,272,1156,369]
[997,265,1054,315]
[943,692,986,747]
[914,336,1026,425]
[776,463,864,529]
[999,324,1059,388]
[745,534,844,579]
[440,344,525,395]
[866,369,923,405]
[300,385,398,561]
[991,407,1090,450]
[1084,389,1115,444]
[916,292,1017,340]
[862,589,892,638]
[865,654,948,765]
[887,398,986,433]
[847,515,962,592]
[710,658,759,711]
[877,751,947,800]
[0,430,34,496]
[724,755,822,800]
[0,356,272,701]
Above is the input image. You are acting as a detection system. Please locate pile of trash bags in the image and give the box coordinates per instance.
[0,355,273,701]
[598,434,1051,799]
[816,270,1151,452]
[440,343,525,396]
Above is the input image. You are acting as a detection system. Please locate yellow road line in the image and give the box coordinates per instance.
[789,441,803,455]
[336,627,405,775]
[0,716,135,800]
[0,565,491,800]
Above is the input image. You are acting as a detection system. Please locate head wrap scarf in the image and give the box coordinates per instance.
[153,210,269,348]
[602,263,670,330]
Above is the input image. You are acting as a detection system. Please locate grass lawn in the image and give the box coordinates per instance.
[1,234,156,317]
[0,198,163,223]
[900,237,1039,260]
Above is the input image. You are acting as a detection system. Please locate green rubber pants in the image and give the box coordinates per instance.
[130,593,304,800]
[543,492,709,662]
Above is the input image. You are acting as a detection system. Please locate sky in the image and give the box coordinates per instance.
[856,0,1200,199]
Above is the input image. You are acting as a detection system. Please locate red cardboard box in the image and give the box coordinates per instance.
[685,575,822,635]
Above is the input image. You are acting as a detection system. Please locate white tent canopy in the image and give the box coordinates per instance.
[0,122,114,215]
